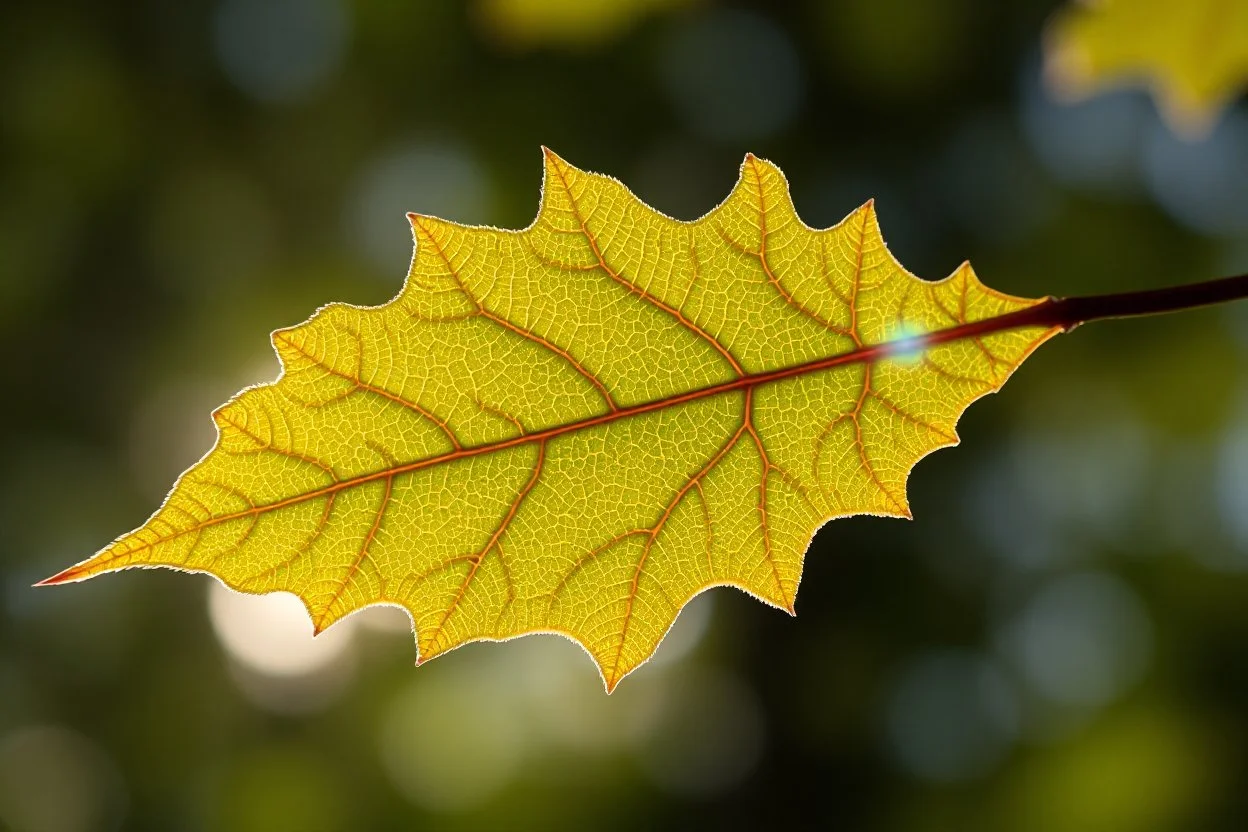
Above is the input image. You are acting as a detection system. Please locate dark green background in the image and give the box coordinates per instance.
[4,0,1248,829]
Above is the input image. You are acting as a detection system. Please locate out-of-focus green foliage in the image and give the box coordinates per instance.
[2,0,1248,829]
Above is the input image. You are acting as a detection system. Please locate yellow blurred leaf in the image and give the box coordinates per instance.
[44,151,1059,691]
[475,0,688,49]
[1046,0,1248,136]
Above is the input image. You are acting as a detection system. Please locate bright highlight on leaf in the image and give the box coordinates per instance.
[1046,0,1248,136]
[42,150,1060,691]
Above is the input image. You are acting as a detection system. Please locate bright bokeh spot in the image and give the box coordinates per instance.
[207,581,356,678]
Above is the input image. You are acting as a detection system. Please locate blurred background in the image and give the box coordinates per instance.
[3,0,1248,829]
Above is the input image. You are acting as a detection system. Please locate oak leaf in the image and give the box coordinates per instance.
[43,151,1058,691]
[1046,0,1248,136]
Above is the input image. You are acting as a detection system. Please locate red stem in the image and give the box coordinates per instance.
[981,272,1248,334]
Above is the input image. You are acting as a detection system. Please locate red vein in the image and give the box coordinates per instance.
[315,475,392,630]
[743,390,791,608]
[869,390,957,444]
[216,409,340,481]
[43,308,1071,584]
[243,492,337,589]
[275,331,463,451]
[608,408,750,682]
[546,156,746,377]
[851,366,907,515]
[412,215,620,412]
[423,441,547,651]
[740,157,855,340]
[693,480,713,579]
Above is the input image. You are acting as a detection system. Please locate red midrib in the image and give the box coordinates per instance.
[40,302,1061,582]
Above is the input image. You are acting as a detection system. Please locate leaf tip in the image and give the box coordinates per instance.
[407,212,433,237]
[540,145,568,170]
[407,213,440,244]
[33,563,88,587]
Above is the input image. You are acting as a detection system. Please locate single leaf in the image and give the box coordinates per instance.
[43,151,1059,691]
[1045,0,1248,136]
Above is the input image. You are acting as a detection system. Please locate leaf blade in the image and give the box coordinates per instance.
[43,151,1059,691]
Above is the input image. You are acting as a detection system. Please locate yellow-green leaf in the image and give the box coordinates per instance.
[1046,0,1248,136]
[43,151,1058,691]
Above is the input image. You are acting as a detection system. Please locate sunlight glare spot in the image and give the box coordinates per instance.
[207,581,356,678]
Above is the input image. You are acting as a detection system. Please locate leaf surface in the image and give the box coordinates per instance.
[45,151,1058,690]
[1046,0,1248,135]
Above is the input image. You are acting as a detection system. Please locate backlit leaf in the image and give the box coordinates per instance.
[1046,0,1248,136]
[43,151,1059,691]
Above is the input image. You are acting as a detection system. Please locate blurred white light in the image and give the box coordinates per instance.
[647,590,714,668]
[0,725,125,832]
[1143,108,1248,237]
[346,141,492,273]
[207,581,355,678]
[658,10,804,143]
[208,581,359,713]
[1020,63,1152,196]
[505,636,665,752]
[353,603,415,634]
[214,0,349,103]
[885,650,1018,783]
[633,668,764,796]
[379,664,526,813]
[1003,571,1152,708]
